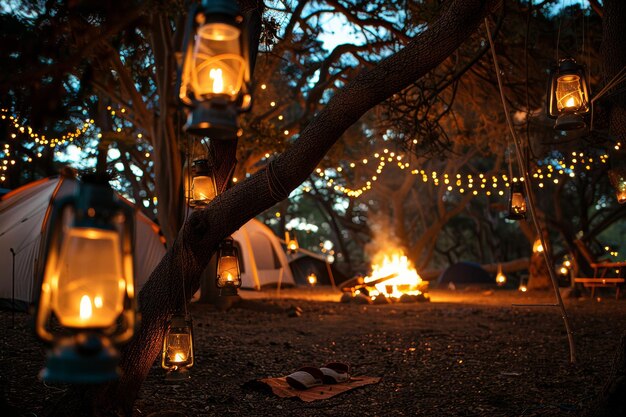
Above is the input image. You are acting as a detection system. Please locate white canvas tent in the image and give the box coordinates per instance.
[0,176,167,309]
[232,219,295,289]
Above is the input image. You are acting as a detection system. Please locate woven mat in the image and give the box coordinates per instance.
[258,376,381,402]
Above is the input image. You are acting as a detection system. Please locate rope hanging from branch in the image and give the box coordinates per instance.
[265,160,289,202]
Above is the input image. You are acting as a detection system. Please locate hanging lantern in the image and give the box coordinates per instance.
[216,238,241,296]
[35,176,136,383]
[495,264,507,287]
[161,314,194,380]
[546,57,591,131]
[285,231,299,254]
[608,168,626,204]
[307,273,318,286]
[189,158,218,207]
[179,0,252,138]
[532,239,544,254]
[506,182,526,220]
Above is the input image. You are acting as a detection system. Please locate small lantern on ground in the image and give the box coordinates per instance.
[189,158,217,207]
[307,273,317,286]
[35,176,136,383]
[162,314,194,380]
[495,264,507,287]
[546,57,591,131]
[179,0,252,138]
[285,230,299,254]
[506,181,526,220]
[608,168,626,204]
[518,277,528,293]
[216,238,241,296]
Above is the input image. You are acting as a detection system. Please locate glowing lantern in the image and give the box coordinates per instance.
[179,0,252,138]
[216,238,241,295]
[495,264,507,287]
[307,273,317,286]
[546,58,590,131]
[506,182,526,220]
[189,159,217,207]
[608,168,626,204]
[533,239,544,254]
[285,231,299,254]
[35,176,136,383]
[161,314,194,379]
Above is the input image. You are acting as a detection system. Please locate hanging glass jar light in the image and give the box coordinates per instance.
[179,0,252,138]
[188,158,218,207]
[285,230,299,254]
[161,314,194,380]
[546,57,591,131]
[506,181,527,220]
[608,168,626,204]
[216,238,241,295]
[35,176,136,383]
[532,238,544,254]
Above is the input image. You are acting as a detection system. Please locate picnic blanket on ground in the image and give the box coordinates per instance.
[258,376,381,402]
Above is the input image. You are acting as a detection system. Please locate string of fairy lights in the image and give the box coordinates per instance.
[304,146,618,199]
[253,84,623,200]
[0,108,95,182]
[1,89,622,203]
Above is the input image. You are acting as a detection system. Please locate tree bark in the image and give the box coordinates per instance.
[583,0,626,415]
[64,1,504,415]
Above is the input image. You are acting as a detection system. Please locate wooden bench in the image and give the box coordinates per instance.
[573,239,626,299]
[573,277,625,299]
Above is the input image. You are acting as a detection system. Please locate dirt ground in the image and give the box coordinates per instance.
[2,287,626,417]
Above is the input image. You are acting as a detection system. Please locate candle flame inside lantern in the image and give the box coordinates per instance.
[79,295,93,320]
[210,68,224,94]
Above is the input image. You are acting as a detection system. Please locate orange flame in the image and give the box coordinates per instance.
[364,249,423,299]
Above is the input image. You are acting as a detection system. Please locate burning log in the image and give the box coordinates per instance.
[340,273,399,293]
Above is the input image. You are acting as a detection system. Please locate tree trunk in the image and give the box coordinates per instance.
[51,1,503,415]
[584,0,626,415]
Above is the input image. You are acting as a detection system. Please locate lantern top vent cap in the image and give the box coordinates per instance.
[199,0,242,20]
[557,57,582,73]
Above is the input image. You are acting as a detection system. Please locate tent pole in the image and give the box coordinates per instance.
[276,268,283,298]
[10,248,15,328]
[325,261,336,290]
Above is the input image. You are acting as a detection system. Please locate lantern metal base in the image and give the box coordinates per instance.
[219,286,239,297]
[554,113,586,131]
[165,368,191,382]
[185,103,240,140]
[506,213,526,221]
[40,334,120,384]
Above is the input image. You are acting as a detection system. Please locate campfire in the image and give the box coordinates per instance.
[342,249,429,304]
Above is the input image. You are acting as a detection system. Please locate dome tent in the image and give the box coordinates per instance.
[436,262,492,288]
[231,219,296,289]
